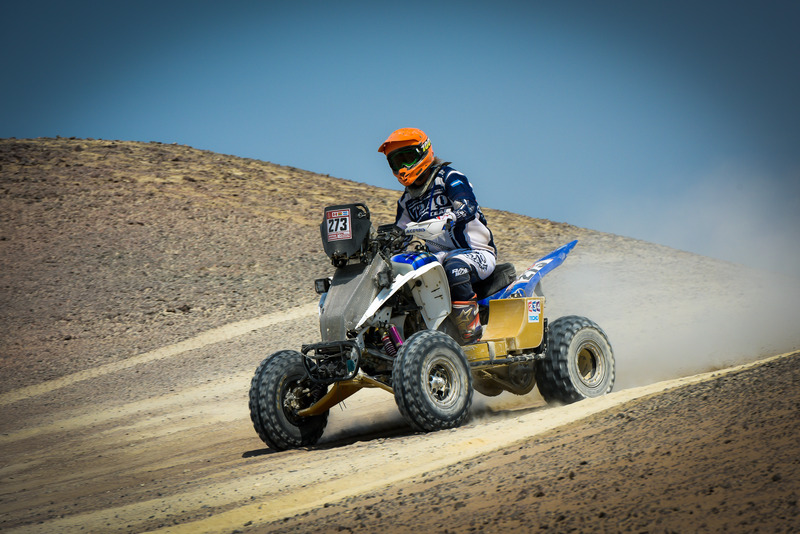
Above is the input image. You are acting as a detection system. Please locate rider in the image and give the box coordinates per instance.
[378,127,497,344]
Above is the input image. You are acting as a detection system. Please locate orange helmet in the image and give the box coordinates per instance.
[378,128,434,187]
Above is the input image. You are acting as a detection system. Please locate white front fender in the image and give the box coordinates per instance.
[355,261,451,331]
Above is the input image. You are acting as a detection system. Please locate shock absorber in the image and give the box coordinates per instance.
[388,325,403,348]
[381,330,397,357]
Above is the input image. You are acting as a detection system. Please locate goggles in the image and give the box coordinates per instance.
[386,140,431,172]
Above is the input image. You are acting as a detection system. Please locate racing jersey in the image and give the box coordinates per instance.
[394,165,496,257]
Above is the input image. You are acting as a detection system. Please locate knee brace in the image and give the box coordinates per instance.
[445,258,476,302]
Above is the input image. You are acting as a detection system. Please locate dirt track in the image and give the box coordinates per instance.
[1,309,798,533]
[2,139,799,533]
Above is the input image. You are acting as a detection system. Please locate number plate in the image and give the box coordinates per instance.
[325,208,352,241]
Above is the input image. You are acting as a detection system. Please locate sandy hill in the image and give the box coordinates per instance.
[1,138,799,533]
[0,137,624,393]
[2,137,797,392]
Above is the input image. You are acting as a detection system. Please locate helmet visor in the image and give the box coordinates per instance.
[386,142,430,172]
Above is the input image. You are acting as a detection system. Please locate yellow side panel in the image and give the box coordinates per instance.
[462,340,508,363]
[481,297,544,351]
[462,343,492,362]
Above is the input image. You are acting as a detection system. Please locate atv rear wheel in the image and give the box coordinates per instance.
[535,315,615,404]
[393,330,473,431]
[249,350,329,451]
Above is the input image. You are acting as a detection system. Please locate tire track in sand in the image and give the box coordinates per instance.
[5,352,794,534]
[0,302,318,408]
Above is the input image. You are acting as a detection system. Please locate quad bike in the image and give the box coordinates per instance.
[249,203,615,451]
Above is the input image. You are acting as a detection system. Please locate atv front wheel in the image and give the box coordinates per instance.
[535,315,615,404]
[393,330,473,431]
[249,350,329,451]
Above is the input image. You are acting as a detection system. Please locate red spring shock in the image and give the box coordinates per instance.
[388,325,403,347]
[381,331,397,357]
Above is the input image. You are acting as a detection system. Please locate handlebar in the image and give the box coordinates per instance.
[374,224,407,255]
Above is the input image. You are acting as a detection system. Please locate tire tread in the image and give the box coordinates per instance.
[535,315,615,404]
[248,350,328,451]
[393,330,473,432]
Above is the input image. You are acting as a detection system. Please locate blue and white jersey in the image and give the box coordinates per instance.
[395,165,497,257]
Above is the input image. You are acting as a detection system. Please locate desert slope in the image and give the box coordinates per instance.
[0,137,587,394]
[1,138,799,533]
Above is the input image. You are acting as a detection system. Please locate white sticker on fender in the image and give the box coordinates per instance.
[527,298,541,323]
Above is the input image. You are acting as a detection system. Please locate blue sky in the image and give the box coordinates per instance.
[2,1,798,275]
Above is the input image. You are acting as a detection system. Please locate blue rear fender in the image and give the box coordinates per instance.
[479,240,578,305]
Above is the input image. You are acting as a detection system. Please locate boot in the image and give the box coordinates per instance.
[452,300,482,344]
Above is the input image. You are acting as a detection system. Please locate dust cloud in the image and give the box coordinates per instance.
[591,165,800,279]
[321,239,800,430]
[567,165,800,389]
[542,245,800,390]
